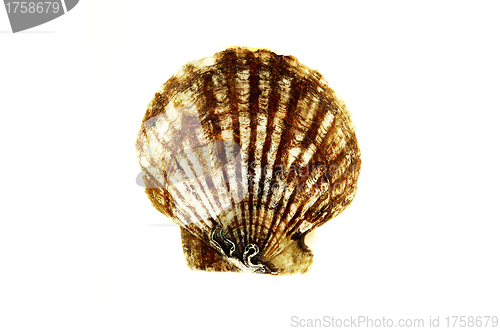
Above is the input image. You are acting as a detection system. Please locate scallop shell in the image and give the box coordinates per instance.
[136,47,361,275]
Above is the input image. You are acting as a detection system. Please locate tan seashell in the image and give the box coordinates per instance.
[136,47,361,275]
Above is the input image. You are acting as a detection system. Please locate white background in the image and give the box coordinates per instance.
[1,1,499,330]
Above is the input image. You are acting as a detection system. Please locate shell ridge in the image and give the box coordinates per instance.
[264,177,300,258]
[217,49,248,248]
[255,53,299,249]
[238,53,261,250]
[252,63,276,248]
[255,64,295,252]
[281,164,330,238]
[170,147,215,224]
[259,86,314,257]
[244,54,263,250]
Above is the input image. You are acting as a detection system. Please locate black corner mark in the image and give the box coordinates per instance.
[3,0,79,33]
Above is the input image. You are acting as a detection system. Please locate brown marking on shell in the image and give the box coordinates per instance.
[136,47,361,275]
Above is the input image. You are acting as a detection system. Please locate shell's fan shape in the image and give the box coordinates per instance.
[136,47,361,275]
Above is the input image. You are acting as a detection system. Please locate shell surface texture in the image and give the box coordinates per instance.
[136,47,361,275]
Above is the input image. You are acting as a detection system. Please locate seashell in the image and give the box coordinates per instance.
[136,47,361,275]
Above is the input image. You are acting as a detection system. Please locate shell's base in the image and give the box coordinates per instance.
[180,227,313,275]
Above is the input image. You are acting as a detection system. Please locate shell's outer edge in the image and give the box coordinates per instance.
[136,47,361,274]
